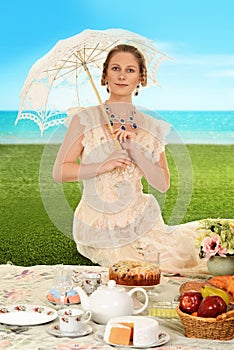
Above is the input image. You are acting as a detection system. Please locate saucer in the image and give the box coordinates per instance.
[47,323,92,338]
[95,329,170,348]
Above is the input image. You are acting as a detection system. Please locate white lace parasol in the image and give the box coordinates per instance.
[16,28,171,134]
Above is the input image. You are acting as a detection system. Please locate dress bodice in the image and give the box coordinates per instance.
[81,124,144,212]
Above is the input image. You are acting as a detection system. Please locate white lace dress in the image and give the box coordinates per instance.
[72,103,207,274]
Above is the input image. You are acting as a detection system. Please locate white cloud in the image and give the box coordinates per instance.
[167,54,234,67]
[205,69,234,78]
[151,38,234,68]
[152,39,191,56]
[135,44,234,110]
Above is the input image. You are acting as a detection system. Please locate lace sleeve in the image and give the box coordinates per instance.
[65,106,102,130]
[137,112,171,163]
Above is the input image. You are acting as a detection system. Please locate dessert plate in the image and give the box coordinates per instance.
[95,329,170,348]
[0,304,57,326]
[46,294,80,306]
[47,323,92,338]
[47,287,80,305]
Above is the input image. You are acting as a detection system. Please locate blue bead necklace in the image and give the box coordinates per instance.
[105,104,137,131]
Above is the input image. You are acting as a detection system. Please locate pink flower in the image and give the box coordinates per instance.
[202,234,228,260]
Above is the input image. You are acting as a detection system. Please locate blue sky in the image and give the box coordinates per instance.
[0,0,234,110]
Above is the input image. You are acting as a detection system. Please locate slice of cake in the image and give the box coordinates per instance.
[47,288,80,304]
[119,322,134,340]
[104,323,132,345]
[104,316,159,347]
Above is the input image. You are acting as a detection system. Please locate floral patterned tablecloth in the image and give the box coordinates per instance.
[0,263,233,350]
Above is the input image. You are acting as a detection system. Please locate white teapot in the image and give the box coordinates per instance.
[74,280,148,324]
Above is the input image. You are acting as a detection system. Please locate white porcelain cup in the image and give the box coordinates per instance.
[82,271,102,295]
[58,308,92,334]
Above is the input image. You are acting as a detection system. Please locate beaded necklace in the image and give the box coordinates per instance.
[105,104,137,131]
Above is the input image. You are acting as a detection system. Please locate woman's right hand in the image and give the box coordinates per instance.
[98,150,132,174]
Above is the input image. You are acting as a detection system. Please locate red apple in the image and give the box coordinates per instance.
[179,292,203,314]
[197,295,227,318]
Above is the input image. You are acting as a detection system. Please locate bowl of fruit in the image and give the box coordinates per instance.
[176,281,234,340]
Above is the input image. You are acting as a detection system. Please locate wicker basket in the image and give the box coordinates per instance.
[176,306,234,340]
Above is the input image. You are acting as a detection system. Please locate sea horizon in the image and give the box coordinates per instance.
[0,109,233,145]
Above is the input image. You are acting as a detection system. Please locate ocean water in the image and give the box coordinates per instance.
[0,110,233,144]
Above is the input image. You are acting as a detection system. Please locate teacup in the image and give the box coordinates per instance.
[58,308,92,334]
[82,271,102,295]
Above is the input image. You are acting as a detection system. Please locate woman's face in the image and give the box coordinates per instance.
[105,52,141,101]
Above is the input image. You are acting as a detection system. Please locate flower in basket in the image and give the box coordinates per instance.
[196,219,234,260]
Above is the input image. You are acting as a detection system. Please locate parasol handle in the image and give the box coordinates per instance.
[77,51,121,150]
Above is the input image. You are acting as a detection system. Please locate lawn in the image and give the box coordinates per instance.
[0,144,233,266]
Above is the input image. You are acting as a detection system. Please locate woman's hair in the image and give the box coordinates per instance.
[101,44,147,87]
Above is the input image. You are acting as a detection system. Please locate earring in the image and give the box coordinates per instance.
[134,85,140,96]
[105,81,110,93]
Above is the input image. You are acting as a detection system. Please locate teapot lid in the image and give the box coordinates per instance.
[102,280,126,292]
[108,280,119,288]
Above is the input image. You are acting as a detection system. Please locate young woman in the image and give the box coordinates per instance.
[53,44,206,273]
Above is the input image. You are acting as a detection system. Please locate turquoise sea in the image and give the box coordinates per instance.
[0,110,233,144]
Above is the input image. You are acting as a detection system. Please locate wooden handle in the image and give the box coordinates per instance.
[216,309,234,321]
[77,50,121,150]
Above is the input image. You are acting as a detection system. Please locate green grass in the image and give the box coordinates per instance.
[0,144,233,266]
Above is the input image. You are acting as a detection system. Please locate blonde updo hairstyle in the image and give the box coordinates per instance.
[101,44,147,87]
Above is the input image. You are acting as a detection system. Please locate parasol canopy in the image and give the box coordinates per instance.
[16,28,171,134]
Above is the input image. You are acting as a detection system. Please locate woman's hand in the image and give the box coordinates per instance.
[113,128,137,153]
[99,150,132,174]
[113,128,136,143]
